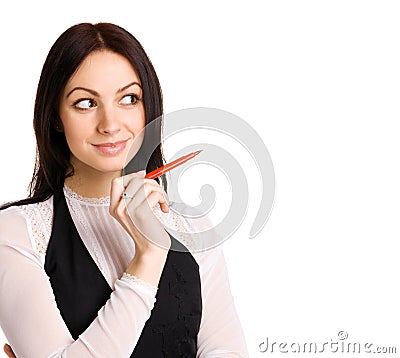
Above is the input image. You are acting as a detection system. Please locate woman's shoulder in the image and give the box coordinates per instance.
[0,197,54,254]
[0,196,54,227]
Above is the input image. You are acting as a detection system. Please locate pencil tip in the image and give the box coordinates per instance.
[194,150,203,156]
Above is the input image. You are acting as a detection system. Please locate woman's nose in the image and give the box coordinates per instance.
[97,106,121,135]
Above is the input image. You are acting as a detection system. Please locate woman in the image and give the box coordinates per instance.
[0,23,248,357]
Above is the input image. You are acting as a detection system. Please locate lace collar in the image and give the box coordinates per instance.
[63,184,110,206]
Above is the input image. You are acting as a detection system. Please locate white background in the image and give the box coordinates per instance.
[1,1,399,357]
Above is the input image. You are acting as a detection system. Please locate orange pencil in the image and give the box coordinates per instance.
[145,150,202,179]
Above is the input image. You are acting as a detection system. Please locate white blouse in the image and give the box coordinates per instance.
[0,186,248,358]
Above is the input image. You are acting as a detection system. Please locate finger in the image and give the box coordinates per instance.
[153,189,170,213]
[160,190,170,213]
[121,170,147,191]
[110,176,125,211]
[110,170,146,206]
[124,177,162,196]
[160,201,170,213]
[119,181,163,219]
[134,191,169,220]
[143,191,168,210]
[122,178,159,200]
[3,344,15,358]
[126,182,164,210]
[150,186,169,213]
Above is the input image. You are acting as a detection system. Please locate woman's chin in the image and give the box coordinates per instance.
[90,161,125,176]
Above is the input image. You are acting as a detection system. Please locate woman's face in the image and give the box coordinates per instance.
[59,50,145,178]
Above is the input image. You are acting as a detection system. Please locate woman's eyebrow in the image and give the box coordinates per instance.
[66,81,142,98]
[118,81,142,93]
[66,87,99,98]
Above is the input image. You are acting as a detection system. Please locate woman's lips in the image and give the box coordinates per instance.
[92,140,128,155]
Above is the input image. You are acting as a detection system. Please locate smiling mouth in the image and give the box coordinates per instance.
[92,139,129,155]
[93,140,128,147]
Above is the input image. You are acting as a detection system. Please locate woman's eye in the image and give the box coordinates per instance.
[120,94,139,105]
[74,99,96,110]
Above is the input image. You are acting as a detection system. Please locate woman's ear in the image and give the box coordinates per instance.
[54,117,64,132]
[55,123,64,132]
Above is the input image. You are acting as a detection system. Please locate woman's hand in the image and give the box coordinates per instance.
[3,344,16,358]
[109,170,171,286]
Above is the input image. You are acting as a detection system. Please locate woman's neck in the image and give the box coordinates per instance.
[64,164,121,199]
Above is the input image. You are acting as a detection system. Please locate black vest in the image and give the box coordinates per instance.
[44,189,202,357]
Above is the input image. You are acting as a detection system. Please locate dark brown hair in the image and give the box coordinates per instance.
[1,23,166,209]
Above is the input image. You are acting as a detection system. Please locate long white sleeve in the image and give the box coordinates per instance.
[0,207,157,358]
